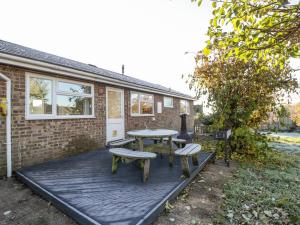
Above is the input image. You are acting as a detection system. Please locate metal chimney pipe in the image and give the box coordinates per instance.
[177,113,192,143]
[122,65,125,75]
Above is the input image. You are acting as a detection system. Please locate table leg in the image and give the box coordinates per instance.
[138,137,144,151]
[143,159,150,182]
[168,136,173,167]
[180,156,190,177]
[112,155,120,174]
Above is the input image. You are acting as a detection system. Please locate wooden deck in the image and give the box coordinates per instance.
[16,148,215,225]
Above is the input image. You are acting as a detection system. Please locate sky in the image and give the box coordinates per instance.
[0,0,299,111]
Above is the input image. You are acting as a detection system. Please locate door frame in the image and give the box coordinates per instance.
[106,87,125,143]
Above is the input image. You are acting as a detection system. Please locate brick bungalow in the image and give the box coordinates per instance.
[0,40,194,177]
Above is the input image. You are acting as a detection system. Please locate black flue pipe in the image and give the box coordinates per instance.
[177,114,192,142]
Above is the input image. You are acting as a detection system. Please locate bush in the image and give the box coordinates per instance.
[213,127,272,164]
[231,127,270,158]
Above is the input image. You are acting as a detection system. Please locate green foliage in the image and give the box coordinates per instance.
[194,104,204,120]
[193,0,300,69]
[189,0,299,158]
[211,127,272,162]
[188,55,298,132]
[201,114,214,126]
[215,153,300,224]
[231,127,270,158]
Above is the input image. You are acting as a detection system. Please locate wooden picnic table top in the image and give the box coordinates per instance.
[127,129,178,138]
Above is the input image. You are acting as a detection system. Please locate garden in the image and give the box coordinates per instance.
[184,0,300,224]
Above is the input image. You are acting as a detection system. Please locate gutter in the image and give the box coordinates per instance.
[0,73,12,177]
[0,53,196,101]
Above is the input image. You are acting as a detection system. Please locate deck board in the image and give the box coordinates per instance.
[16,148,214,225]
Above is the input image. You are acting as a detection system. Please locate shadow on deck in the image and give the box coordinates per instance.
[16,148,215,225]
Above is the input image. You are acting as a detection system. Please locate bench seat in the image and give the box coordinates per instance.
[109,148,156,159]
[108,138,136,148]
[109,148,156,182]
[175,144,201,177]
[163,137,186,147]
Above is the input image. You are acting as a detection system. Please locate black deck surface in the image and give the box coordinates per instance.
[16,149,214,225]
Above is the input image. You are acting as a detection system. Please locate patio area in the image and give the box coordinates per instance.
[16,147,215,225]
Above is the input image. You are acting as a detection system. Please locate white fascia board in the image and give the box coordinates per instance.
[0,53,195,101]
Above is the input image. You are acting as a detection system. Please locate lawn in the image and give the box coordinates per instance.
[215,151,300,225]
[266,132,300,154]
[268,135,300,145]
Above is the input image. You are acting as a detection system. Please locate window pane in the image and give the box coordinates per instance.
[180,100,186,114]
[57,95,92,115]
[58,81,91,94]
[140,94,153,114]
[29,77,52,114]
[164,97,173,107]
[131,93,139,114]
[108,90,121,119]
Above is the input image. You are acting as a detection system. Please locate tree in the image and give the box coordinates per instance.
[192,0,300,70]
[288,103,300,126]
[188,53,298,130]
[189,0,300,128]
[189,0,299,157]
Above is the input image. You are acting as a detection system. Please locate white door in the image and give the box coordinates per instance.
[106,87,125,143]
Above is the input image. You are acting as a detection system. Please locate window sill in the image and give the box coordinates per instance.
[131,114,155,117]
[26,115,96,120]
[164,106,174,108]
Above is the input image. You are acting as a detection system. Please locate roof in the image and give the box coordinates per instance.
[0,40,193,99]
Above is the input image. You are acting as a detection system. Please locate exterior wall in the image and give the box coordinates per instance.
[123,89,194,133]
[0,64,106,176]
[0,64,194,176]
[0,80,6,174]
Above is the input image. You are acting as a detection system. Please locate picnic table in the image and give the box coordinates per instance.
[127,129,178,166]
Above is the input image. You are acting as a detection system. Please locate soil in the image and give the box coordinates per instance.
[154,160,238,225]
[0,177,76,225]
[0,160,237,225]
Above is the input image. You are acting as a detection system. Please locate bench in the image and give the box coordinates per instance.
[109,148,157,182]
[108,138,136,148]
[162,137,186,148]
[175,144,201,177]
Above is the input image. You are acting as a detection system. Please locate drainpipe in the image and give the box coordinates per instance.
[0,73,12,177]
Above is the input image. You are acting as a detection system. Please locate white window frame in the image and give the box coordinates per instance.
[25,72,95,120]
[130,91,154,116]
[163,97,173,108]
[180,99,190,115]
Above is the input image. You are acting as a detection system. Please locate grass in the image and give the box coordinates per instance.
[268,136,300,145]
[195,135,300,224]
[215,152,300,225]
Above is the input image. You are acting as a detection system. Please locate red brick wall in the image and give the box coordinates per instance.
[0,80,6,174]
[0,64,194,176]
[123,89,194,133]
[0,65,106,175]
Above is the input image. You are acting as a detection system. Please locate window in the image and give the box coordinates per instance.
[180,100,190,115]
[163,97,173,108]
[29,77,53,115]
[107,89,122,119]
[26,73,94,119]
[130,92,154,116]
